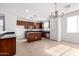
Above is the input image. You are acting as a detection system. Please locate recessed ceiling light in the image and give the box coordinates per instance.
[25,9,29,13]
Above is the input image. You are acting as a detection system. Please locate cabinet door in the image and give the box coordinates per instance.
[7,38,16,55]
[27,33,41,42]
[0,39,9,55]
[0,38,16,56]
[27,34,34,42]
[35,23,42,29]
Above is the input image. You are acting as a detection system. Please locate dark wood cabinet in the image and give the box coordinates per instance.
[0,37,16,56]
[26,32,42,42]
[17,20,42,29]
[34,23,42,29]
[42,31,50,39]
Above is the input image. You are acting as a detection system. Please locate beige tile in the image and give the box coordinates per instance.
[15,39,79,56]
[63,48,79,56]
[45,44,71,56]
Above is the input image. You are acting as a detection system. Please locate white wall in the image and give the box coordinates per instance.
[5,13,16,32]
[61,10,79,43]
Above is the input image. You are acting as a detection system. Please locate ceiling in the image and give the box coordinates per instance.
[0,3,79,21]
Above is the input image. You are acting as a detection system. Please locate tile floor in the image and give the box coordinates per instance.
[16,39,79,56]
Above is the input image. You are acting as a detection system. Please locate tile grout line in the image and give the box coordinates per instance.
[59,48,72,56]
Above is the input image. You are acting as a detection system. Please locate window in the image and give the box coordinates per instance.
[0,16,5,31]
[67,15,79,33]
[43,21,49,29]
[0,20,4,31]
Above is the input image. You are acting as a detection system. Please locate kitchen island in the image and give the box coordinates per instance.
[0,31,16,56]
[25,29,50,42]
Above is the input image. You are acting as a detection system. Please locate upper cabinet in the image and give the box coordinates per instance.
[17,20,42,29]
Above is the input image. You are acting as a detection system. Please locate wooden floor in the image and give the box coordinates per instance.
[16,39,79,56]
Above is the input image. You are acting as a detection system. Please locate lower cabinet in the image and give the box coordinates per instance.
[27,32,42,42]
[42,32,50,39]
[0,37,16,56]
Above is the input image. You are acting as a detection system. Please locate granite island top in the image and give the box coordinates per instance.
[0,31,8,35]
[0,31,16,39]
[25,29,50,32]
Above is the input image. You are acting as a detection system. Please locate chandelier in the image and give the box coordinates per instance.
[49,3,64,18]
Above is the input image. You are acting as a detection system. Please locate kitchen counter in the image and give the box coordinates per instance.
[26,32,42,42]
[0,31,15,35]
[0,34,16,39]
[25,29,50,32]
[0,31,7,35]
[25,29,50,39]
[0,31,16,39]
[0,31,16,56]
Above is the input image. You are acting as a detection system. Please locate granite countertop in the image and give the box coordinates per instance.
[25,29,50,32]
[0,31,8,35]
[0,31,16,39]
[27,32,42,34]
[0,34,16,39]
